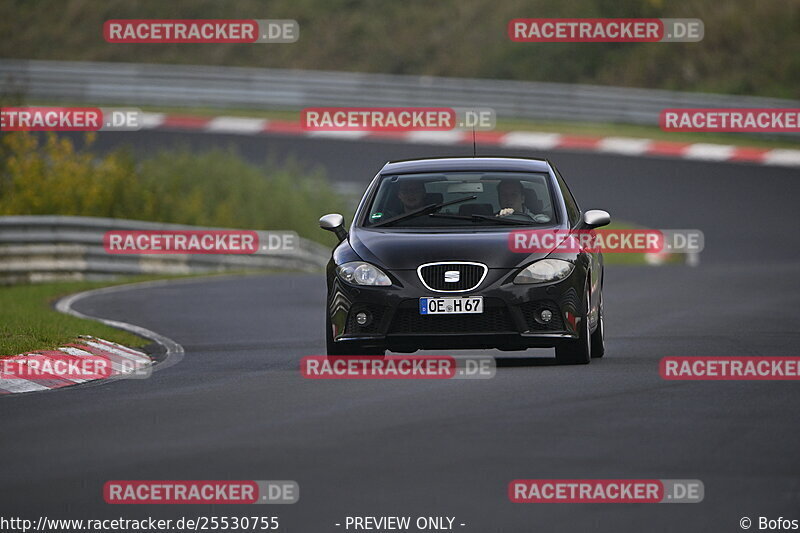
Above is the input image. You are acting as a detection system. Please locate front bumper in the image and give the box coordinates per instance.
[327,265,585,352]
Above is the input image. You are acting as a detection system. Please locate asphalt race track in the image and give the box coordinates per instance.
[2,132,800,532]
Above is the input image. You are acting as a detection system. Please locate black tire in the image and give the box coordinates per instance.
[326,314,385,356]
[555,284,591,365]
[590,289,605,358]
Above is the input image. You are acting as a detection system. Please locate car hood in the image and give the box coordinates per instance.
[350,228,553,270]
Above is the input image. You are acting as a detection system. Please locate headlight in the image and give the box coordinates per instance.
[337,261,392,286]
[513,259,574,284]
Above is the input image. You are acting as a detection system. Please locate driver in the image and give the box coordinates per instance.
[496,180,550,222]
[371,180,428,222]
[396,180,427,213]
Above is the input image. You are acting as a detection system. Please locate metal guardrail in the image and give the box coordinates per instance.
[1,59,798,132]
[0,216,331,284]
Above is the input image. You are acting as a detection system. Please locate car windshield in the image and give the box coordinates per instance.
[362,171,557,228]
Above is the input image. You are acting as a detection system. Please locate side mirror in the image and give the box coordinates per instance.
[319,213,348,242]
[582,209,611,229]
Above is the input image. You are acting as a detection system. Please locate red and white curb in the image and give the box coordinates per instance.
[140,113,800,167]
[0,336,151,395]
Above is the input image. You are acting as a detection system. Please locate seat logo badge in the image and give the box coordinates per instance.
[444,271,460,283]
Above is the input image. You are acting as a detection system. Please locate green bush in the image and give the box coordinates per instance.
[0,132,347,245]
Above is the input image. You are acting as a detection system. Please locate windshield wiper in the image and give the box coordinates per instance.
[373,195,477,227]
[428,213,537,226]
[472,214,539,225]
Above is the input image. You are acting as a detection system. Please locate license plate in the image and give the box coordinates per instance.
[419,297,483,315]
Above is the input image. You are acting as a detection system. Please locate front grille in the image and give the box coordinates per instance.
[389,300,515,334]
[520,300,564,331]
[417,262,487,292]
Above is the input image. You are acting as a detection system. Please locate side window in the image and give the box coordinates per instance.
[554,166,581,227]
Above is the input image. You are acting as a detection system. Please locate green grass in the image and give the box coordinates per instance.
[0,279,151,356]
[0,271,306,357]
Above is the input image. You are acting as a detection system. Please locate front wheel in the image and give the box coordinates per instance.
[555,285,591,365]
[590,290,605,358]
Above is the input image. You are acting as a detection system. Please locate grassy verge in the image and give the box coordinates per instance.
[0,273,269,356]
[0,279,152,356]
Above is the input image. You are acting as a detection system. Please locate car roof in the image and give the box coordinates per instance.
[380,157,551,175]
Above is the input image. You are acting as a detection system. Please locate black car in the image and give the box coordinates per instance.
[319,157,610,364]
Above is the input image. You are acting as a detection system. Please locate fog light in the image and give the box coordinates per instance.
[540,309,553,323]
[356,312,369,326]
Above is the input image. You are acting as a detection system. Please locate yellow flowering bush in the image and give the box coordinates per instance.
[0,132,347,244]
